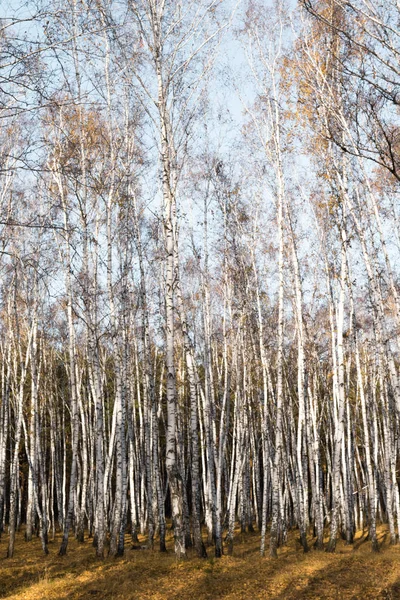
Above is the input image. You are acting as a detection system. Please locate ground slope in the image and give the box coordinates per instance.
[0,527,399,599]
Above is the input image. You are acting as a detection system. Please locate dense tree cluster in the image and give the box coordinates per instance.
[0,0,400,561]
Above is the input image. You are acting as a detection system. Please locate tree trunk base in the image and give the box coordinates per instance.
[325,538,336,553]
[300,531,309,553]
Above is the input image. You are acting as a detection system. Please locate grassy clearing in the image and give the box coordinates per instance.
[0,526,399,599]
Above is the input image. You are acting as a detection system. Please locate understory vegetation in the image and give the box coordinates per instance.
[1,526,400,599]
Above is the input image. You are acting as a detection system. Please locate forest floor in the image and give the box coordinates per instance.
[0,525,400,600]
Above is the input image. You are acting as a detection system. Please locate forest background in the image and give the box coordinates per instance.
[1,2,400,593]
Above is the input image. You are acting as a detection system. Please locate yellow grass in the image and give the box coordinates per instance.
[1,526,400,599]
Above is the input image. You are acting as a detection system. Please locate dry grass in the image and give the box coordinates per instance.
[1,526,400,599]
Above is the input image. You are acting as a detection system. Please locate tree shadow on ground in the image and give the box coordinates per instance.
[2,527,400,600]
[0,536,171,600]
